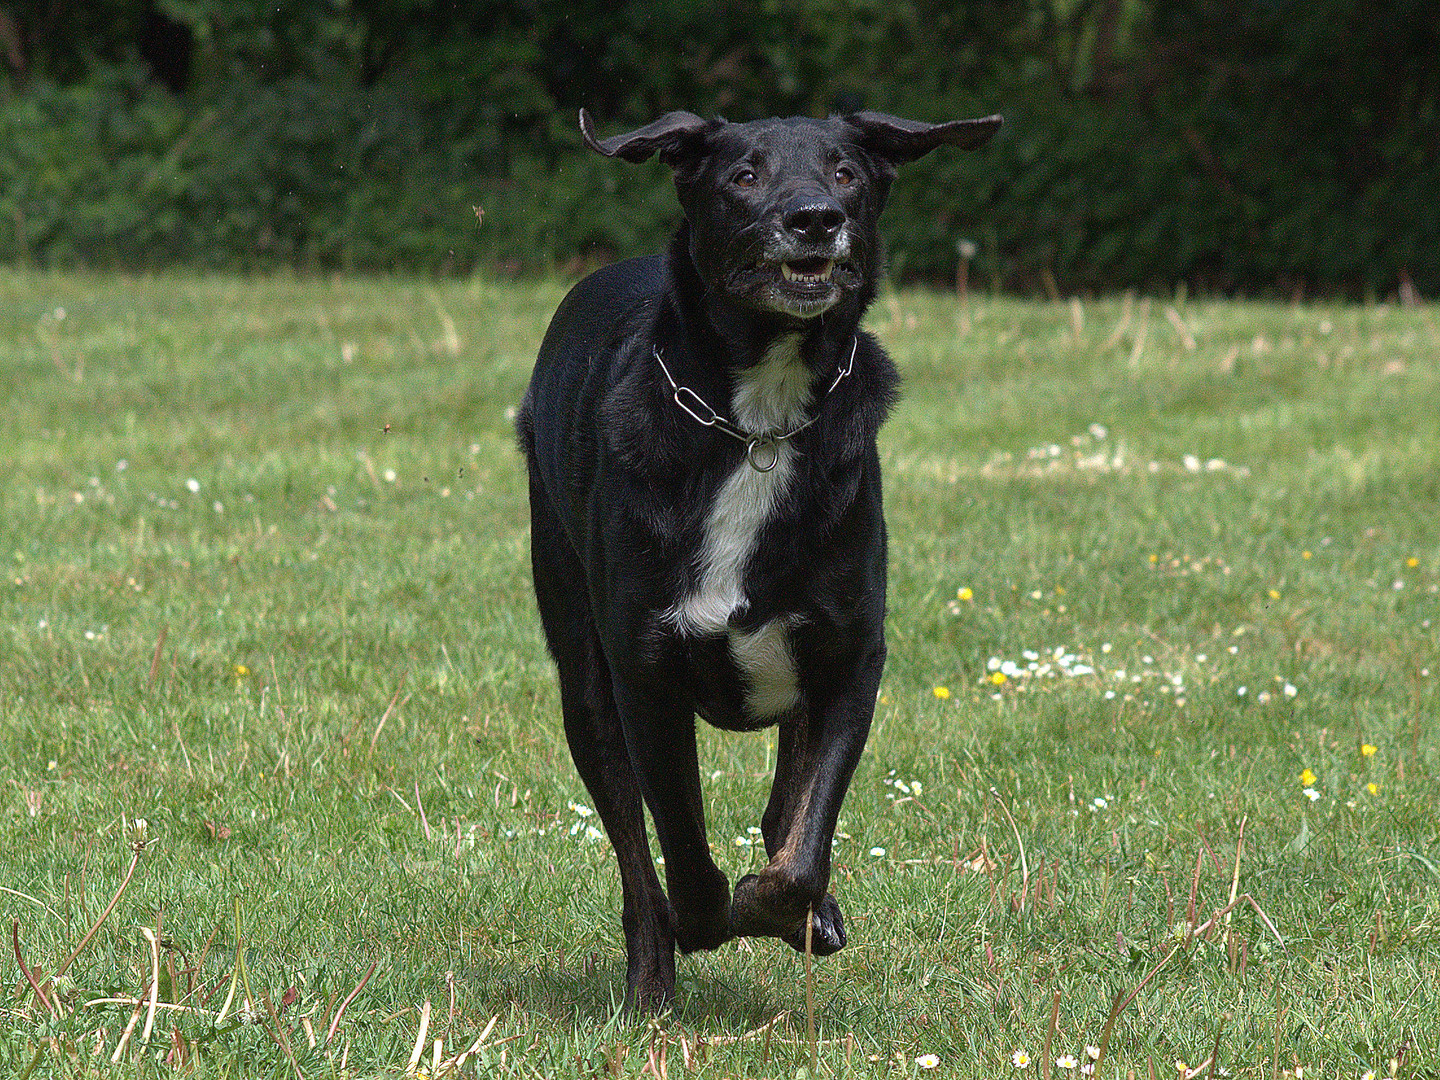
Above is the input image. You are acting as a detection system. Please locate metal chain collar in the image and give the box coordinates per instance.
[651,336,858,472]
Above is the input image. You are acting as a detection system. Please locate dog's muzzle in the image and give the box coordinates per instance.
[738,230,857,318]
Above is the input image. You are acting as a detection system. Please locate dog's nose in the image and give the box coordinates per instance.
[782,198,845,243]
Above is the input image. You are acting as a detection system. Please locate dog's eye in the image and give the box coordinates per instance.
[834,166,856,186]
[733,169,757,188]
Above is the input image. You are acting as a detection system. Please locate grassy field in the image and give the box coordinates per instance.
[1,268,1437,1079]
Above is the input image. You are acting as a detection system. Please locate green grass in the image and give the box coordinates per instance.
[2,268,1437,1079]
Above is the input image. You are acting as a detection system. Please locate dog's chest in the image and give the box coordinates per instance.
[662,336,813,719]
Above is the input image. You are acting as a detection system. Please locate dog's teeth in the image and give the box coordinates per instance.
[781,260,835,284]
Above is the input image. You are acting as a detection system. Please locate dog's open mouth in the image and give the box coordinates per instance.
[739,254,856,317]
[779,257,835,284]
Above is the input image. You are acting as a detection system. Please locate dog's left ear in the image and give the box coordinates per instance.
[579,109,718,168]
[845,111,1003,165]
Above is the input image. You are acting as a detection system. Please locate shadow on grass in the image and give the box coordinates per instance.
[468,956,785,1029]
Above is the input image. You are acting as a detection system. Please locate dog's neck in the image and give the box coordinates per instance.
[665,225,863,434]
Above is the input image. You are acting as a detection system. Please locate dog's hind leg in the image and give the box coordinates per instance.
[528,492,676,1011]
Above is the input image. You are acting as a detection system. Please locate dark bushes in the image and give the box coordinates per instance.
[0,0,1434,295]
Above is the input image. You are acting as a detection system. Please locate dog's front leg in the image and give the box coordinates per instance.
[729,642,884,952]
[611,676,734,957]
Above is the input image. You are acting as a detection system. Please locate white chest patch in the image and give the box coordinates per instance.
[662,336,811,717]
[728,617,802,717]
[663,336,813,637]
[731,334,813,433]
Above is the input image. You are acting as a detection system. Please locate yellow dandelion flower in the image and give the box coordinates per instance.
[1407,557,1419,568]
[1268,588,1281,600]
[1361,743,1378,757]
[934,686,951,700]
[1367,782,1378,795]
[957,586,974,602]
[233,663,250,677]
[1149,554,1159,564]
[1302,550,1312,560]
[990,671,1008,687]
[1300,768,1317,786]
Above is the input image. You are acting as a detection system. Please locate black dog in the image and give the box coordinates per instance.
[517,106,1000,1011]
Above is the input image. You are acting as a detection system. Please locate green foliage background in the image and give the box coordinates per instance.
[1,0,1436,294]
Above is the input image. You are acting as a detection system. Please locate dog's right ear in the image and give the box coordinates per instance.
[579,109,717,167]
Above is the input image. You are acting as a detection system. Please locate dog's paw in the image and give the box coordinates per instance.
[671,869,734,954]
[781,893,846,956]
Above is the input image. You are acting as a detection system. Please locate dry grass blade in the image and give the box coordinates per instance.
[261,990,303,1080]
[991,787,1029,912]
[214,897,255,1028]
[1190,894,1285,949]
[110,999,145,1064]
[405,999,432,1076]
[11,919,58,1017]
[1225,815,1247,949]
[805,905,817,1078]
[55,841,146,982]
[1096,943,1182,1073]
[370,671,410,753]
[325,959,379,1046]
[0,886,63,923]
[451,1014,500,1074]
[1041,987,1061,1080]
[1165,305,1197,350]
[141,925,162,1043]
[82,997,215,1016]
[146,623,168,692]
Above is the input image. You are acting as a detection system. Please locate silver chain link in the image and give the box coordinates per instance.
[651,336,857,473]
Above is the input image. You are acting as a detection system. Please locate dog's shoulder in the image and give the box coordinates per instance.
[518,255,665,454]
[830,331,900,461]
[531,255,666,387]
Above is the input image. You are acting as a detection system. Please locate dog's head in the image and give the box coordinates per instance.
[581,108,1001,321]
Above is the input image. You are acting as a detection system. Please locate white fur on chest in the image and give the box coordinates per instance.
[731,334,812,433]
[661,335,812,717]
